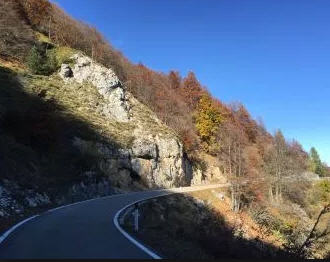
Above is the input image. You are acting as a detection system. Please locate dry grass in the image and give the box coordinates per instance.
[122,190,292,259]
[23,74,136,148]
[35,32,52,44]
[189,189,285,248]
[0,57,26,73]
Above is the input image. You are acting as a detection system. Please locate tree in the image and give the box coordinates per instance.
[264,130,288,204]
[168,70,181,90]
[217,121,248,212]
[26,46,57,75]
[297,204,330,257]
[181,71,204,109]
[195,94,223,152]
[230,102,258,142]
[308,147,325,176]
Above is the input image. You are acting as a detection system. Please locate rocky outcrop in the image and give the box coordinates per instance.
[58,53,194,189]
[73,135,192,189]
[59,53,130,122]
[131,135,191,188]
[191,153,227,185]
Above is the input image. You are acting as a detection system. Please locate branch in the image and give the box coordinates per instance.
[297,204,330,255]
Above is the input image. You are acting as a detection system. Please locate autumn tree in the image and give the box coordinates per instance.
[243,144,268,204]
[230,102,258,143]
[18,0,52,33]
[264,130,302,204]
[181,71,204,109]
[168,70,181,90]
[217,120,249,212]
[195,94,223,152]
[264,130,286,203]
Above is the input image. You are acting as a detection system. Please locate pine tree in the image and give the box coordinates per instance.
[309,147,325,175]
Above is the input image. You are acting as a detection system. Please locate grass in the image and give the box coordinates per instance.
[35,32,53,45]
[24,74,136,148]
[129,93,179,139]
[54,46,76,66]
[35,32,77,68]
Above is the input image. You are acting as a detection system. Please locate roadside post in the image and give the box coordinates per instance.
[132,203,140,232]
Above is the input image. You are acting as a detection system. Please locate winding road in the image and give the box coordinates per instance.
[0,183,229,259]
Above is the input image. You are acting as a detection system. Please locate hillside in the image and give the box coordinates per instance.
[0,0,329,258]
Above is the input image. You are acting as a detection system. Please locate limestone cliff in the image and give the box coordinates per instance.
[59,53,193,189]
[0,52,200,222]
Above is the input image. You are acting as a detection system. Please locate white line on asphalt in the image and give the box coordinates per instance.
[0,192,126,245]
[0,183,230,257]
[0,215,39,244]
[113,193,174,259]
[113,183,231,259]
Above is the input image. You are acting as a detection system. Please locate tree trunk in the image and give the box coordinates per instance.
[269,186,274,203]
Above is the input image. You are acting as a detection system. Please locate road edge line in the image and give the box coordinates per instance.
[0,192,127,246]
[0,215,39,244]
[112,184,230,259]
[113,192,175,259]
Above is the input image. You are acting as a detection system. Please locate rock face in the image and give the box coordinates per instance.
[58,53,194,189]
[0,53,211,221]
[59,53,130,122]
[131,135,191,188]
[73,135,192,189]
[191,153,227,185]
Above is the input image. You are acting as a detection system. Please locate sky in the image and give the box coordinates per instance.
[52,0,330,164]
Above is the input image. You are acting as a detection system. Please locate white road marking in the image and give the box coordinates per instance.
[0,215,39,244]
[113,183,230,259]
[0,183,230,258]
[0,193,125,245]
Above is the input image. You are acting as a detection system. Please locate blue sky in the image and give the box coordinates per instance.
[52,0,330,164]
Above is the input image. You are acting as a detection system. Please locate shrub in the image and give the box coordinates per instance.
[26,46,42,74]
[308,180,330,205]
[26,46,57,75]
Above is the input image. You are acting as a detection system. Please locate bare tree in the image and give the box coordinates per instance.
[217,121,248,212]
[264,130,288,204]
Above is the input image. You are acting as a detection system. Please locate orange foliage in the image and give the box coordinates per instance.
[181,71,205,109]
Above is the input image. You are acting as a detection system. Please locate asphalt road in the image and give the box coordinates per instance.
[0,183,229,259]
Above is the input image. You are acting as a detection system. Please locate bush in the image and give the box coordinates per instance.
[26,46,42,74]
[308,180,330,205]
[26,46,57,75]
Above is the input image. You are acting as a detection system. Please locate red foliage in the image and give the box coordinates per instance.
[180,71,205,109]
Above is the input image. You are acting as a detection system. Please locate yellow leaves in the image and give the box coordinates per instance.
[195,94,223,148]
